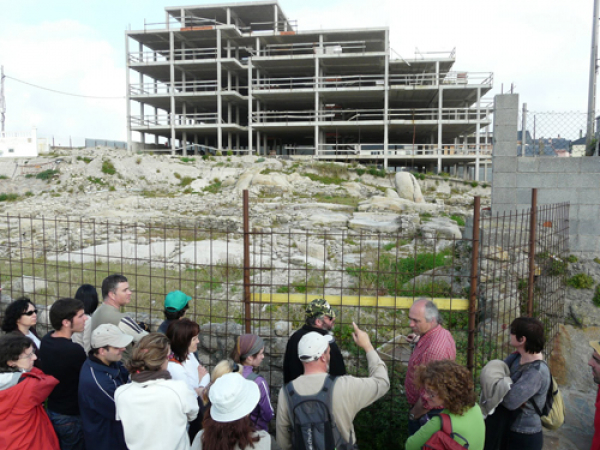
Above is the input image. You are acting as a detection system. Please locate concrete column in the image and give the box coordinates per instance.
[491,93,519,212]
[126,35,132,153]
[475,86,481,181]
[273,4,278,32]
[169,31,176,155]
[247,59,253,154]
[226,8,231,25]
[217,29,223,151]
[383,29,389,170]
[437,86,443,173]
[314,35,322,156]
[435,61,439,86]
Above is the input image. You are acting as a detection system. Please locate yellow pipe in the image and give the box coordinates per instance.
[250,293,470,311]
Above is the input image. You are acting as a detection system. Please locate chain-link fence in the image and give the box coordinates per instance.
[0,190,568,449]
[518,109,589,156]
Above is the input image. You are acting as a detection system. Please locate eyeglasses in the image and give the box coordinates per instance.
[424,389,438,399]
[22,309,38,316]
[19,351,36,360]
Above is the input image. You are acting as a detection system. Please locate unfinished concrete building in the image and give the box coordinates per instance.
[126,1,493,179]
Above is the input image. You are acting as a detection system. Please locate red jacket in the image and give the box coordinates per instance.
[593,388,600,450]
[0,367,60,450]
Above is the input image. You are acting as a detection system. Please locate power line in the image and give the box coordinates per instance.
[5,74,125,100]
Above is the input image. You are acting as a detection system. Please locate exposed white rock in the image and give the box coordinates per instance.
[395,172,424,203]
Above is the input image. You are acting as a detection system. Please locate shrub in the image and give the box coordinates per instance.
[77,156,92,164]
[355,168,366,176]
[36,169,60,181]
[180,157,196,163]
[595,257,600,265]
[594,285,600,307]
[202,180,222,194]
[0,175,8,180]
[135,157,142,165]
[87,177,106,185]
[0,193,19,202]
[255,157,265,163]
[101,160,116,175]
[227,150,233,156]
[202,155,209,161]
[180,176,194,187]
[566,255,578,263]
[566,273,594,289]
[173,172,182,180]
[470,181,479,188]
[367,166,386,178]
[411,172,425,180]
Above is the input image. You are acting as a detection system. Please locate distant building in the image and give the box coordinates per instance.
[0,128,39,157]
[126,1,493,178]
[571,137,586,157]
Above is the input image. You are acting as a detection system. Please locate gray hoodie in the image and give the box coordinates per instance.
[0,371,23,391]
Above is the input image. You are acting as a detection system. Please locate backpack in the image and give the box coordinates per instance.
[506,353,565,430]
[528,364,565,430]
[283,376,354,450]
[422,414,469,450]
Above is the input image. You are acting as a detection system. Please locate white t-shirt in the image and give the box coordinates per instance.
[26,330,41,349]
[168,353,210,395]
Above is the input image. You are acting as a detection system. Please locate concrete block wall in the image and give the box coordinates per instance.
[491,94,600,256]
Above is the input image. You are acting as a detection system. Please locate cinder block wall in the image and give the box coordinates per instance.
[491,94,600,256]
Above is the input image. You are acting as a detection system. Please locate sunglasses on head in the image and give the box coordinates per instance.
[22,309,38,316]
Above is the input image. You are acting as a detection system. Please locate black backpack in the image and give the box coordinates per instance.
[284,376,355,450]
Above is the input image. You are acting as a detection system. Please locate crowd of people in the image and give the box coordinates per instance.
[0,277,580,450]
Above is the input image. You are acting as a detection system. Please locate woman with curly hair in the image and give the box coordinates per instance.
[405,360,485,450]
[1,297,42,367]
[191,372,273,450]
[114,333,199,450]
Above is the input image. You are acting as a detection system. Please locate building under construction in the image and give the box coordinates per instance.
[126,1,493,178]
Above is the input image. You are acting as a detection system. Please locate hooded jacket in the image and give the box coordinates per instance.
[479,359,512,417]
[79,356,130,450]
[0,367,60,450]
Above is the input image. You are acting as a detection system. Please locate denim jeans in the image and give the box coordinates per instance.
[47,409,86,450]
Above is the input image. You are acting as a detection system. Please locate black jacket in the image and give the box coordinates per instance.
[283,324,346,384]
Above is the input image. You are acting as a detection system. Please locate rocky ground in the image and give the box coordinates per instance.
[1,147,599,449]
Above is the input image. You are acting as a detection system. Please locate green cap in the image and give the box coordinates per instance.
[305,298,336,319]
[165,290,192,311]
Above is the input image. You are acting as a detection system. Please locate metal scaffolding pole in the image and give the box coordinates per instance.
[587,0,599,151]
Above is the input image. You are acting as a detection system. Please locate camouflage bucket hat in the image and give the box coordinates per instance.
[305,298,336,319]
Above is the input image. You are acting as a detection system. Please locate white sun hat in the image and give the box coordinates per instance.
[208,372,260,422]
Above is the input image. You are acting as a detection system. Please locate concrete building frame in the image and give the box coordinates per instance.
[126,1,493,178]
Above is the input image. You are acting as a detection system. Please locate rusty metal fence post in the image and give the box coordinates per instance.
[527,188,538,317]
[467,196,480,373]
[243,190,251,333]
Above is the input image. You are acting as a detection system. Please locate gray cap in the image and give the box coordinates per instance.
[92,323,133,349]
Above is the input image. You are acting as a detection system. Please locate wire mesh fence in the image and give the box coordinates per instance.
[518,109,589,156]
[0,190,568,448]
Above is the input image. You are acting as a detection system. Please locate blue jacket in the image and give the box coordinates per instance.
[78,356,130,450]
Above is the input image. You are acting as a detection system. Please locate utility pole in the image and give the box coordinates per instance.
[587,0,599,154]
[0,65,6,133]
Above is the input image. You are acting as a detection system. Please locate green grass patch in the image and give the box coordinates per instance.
[180,176,194,187]
[180,157,196,163]
[36,169,60,181]
[450,215,466,227]
[0,175,9,180]
[346,248,453,296]
[87,177,106,186]
[76,156,92,164]
[0,193,19,202]
[101,159,116,175]
[202,180,222,194]
[566,273,594,289]
[566,255,578,263]
[303,173,345,186]
[276,286,289,294]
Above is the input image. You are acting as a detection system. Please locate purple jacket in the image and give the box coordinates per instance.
[242,365,274,431]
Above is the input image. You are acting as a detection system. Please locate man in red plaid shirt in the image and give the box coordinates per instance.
[404,299,456,435]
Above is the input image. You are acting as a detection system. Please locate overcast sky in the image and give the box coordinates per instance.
[0,0,594,142]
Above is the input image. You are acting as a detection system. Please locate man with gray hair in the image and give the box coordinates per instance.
[405,298,456,435]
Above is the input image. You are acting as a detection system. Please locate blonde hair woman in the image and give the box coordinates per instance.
[115,333,199,450]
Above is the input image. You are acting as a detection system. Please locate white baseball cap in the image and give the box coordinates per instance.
[298,332,333,362]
